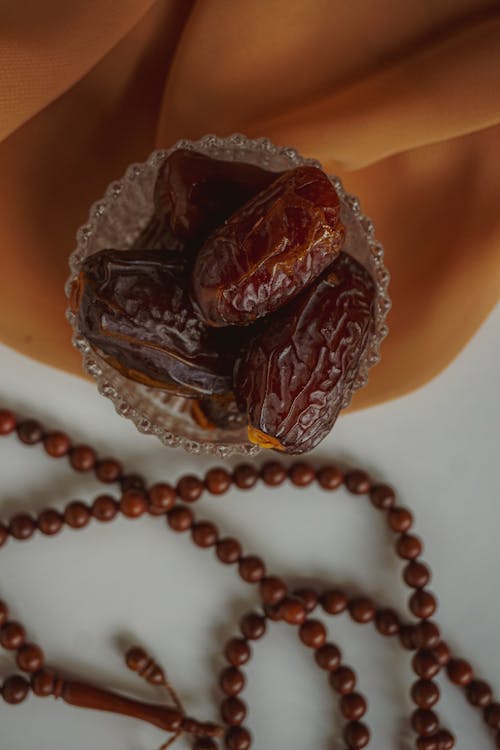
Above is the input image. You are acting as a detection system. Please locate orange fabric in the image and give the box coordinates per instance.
[1,0,499,408]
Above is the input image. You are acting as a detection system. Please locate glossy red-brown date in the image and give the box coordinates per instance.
[191,166,345,326]
[75,249,236,397]
[233,253,375,454]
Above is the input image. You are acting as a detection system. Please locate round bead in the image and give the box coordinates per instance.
[0,601,8,625]
[321,589,347,615]
[411,708,438,736]
[0,524,8,547]
[466,679,492,707]
[0,621,26,650]
[396,534,422,559]
[432,641,450,666]
[31,669,56,696]
[404,561,431,588]
[9,514,36,540]
[69,445,96,471]
[411,679,440,709]
[240,613,266,640]
[412,650,440,679]
[341,692,367,721]
[260,461,286,486]
[193,739,217,750]
[446,658,473,686]
[299,619,327,648]
[369,483,395,509]
[344,720,370,748]
[344,470,371,494]
[16,644,44,673]
[225,726,251,750]
[205,467,232,495]
[409,590,437,619]
[2,675,30,704]
[225,639,251,667]
[416,737,438,750]
[399,625,418,651]
[43,431,71,457]
[17,419,44,445]
[413,621,441,649]
[95,458,122,483]
[167,506,193,532]
[260,577,287,606]
[125,647,149,673]
[434,729,454,749]
[279,597,306,625]
[349,597,375,624]
[0,409,16,435]
[289,462,315,487]
[91,495,118,522]
[147,483,176,514]
[388,507,413,532]
[37,508,63,536]
[192,521,218,548]
[330,666,356,694]
[316,465,343,490]
[233,464,258,490]
[176,475,203,502]
[120,490,147,518]
[238,556,266,583]
[120,474,146,492]
[220,667,245,696]
[64,501,90,529]
[485,704,500,730]
[221,696,247,726]
[217,538,242,564]
[374,608,400,636]
[315,643,341,671]
[294,588,318,613]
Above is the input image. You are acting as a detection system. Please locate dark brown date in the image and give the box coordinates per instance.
[233,253,375,454]
[191,165,345,326]
[191,395,247,432]
[74,249,236,397]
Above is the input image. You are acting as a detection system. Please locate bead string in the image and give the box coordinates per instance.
[0,409,498,750]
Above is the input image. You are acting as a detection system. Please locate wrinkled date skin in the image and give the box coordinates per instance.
[234,253,376,454]
[75,249,237,397]
[133,148,281,251]
[191,165,345,326]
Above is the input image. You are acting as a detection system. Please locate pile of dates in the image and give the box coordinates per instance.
[74,149,376,454]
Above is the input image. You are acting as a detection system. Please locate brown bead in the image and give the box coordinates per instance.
[315,643,341,671]
[125,647,149,673]
[17,419,44,445]
[412,650,440,679]
[259,576,287,606]
[2,675,30,704]
[369,483,395,509]
[344,470,371,494]
[232,464,258,490]
[388,507,413,532]
[341,692,367,721]
[260,461,286,486]
[316,465,343,490]
[225,726,251,750]
[120,490,147,518]
[399,624,418,650]
[95,458,122,483]
[294,588,318,613]
[416,737,438,750]
[279,597,306,625]
[192,521,218,548]
[167,506,193,532]
[0,601,8,625]
[397,534,423,559]
[16,644,44,673]
[434,729,454,749]
[432,641,450,666]
[9,514,36,540]
[177,475,203,502]
[299,619,327,648]
[404,561,431,588]
[216,538,242,564]
[0,621,26,650]
[43,431,71,457]
[238,556,266,583]
[344,720,370,748]
[221,696,247,726]
[320,589,347,615]
[0,409,16,435]
[31,669,56,696]
[37,508,63,536]
[225,639,251,667]
[466,679,493,707]
[446,658,473,686]
[0,523,8,547]
[411,708,438,736]
[330,666,357,694]
[413,621,441,649]
[374,608,400,636]
[91,495,118,522]
[120,474,146,492]
[485,704,500,730]
[409,590,437,619]
[349,597,375,624]
[289,462,315,487]
[69,445,96,471]
[220,667,245,696]
[193,739,217,750]
[147,483,176,514]
[64,501,91,529]
[205,467,232,495]
[240,612,266,640]
[411,679,440,709]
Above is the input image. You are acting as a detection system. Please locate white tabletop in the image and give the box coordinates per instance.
[0,305,499,750]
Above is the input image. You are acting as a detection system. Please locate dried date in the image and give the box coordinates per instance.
[233,253,375,454]
[74,249,236,397]
[191,165,345,326]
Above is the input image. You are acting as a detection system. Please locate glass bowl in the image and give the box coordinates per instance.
[65,134,390,457]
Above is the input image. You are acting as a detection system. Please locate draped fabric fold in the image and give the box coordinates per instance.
[1,0,499,408]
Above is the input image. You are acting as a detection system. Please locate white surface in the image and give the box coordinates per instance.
[0,306,499,750]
